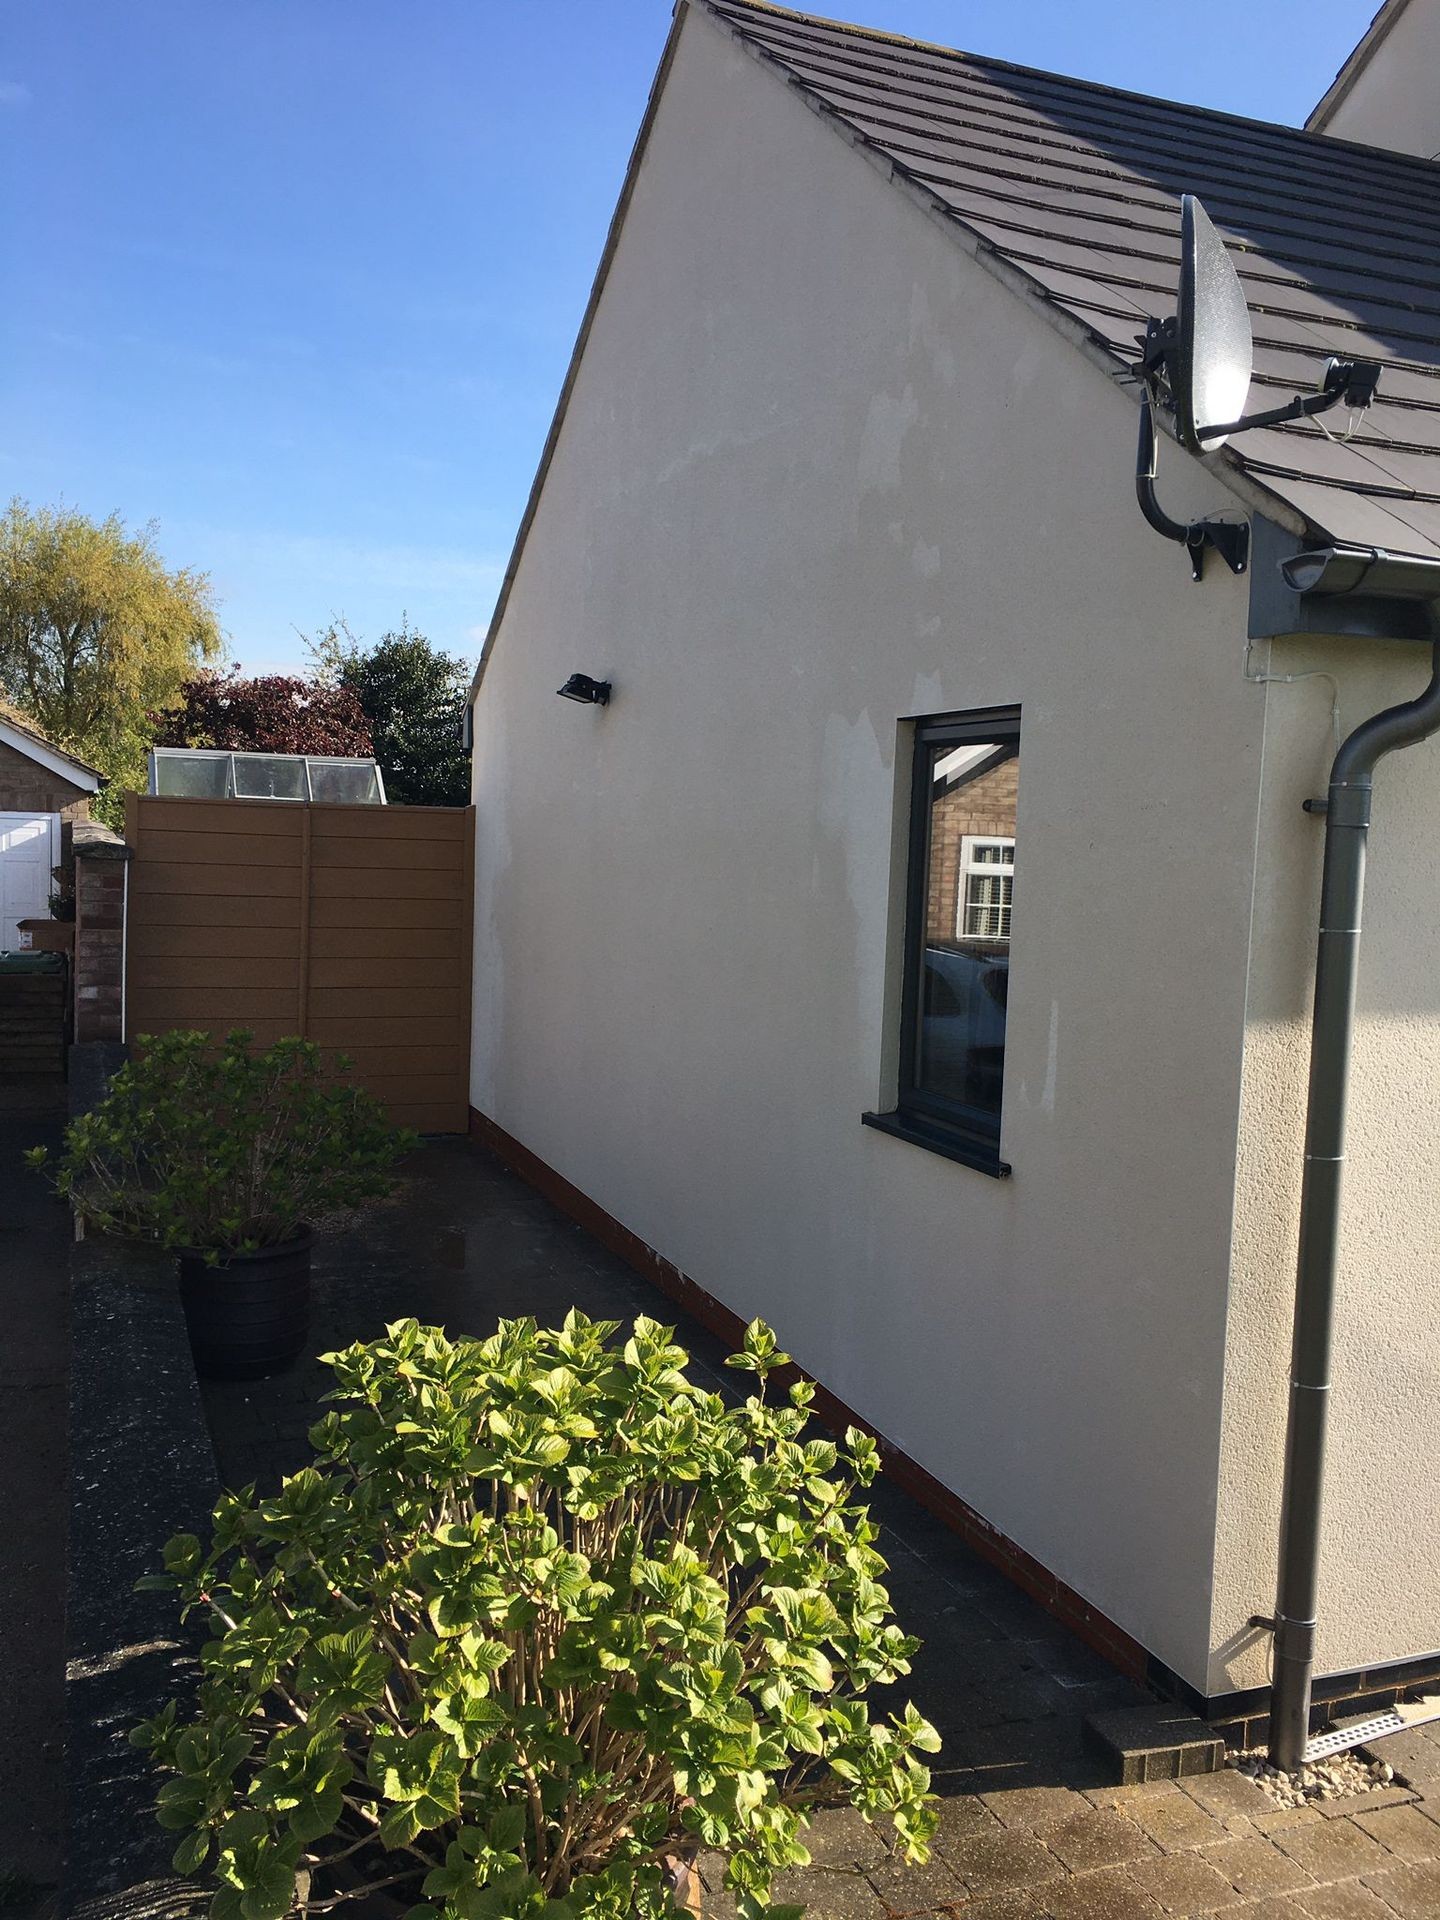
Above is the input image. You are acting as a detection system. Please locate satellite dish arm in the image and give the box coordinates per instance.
[1200,356,1382,442]
[1135,375,1250,581]
[1136,390,1191,545]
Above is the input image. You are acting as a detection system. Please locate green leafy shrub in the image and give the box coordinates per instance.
[29,1029,414,1254]
[135,1313,940,1918]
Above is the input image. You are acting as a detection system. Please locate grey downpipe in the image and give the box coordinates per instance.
[1269,634,1440,1770]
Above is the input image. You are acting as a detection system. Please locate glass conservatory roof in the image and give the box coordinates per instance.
[148,748,386,804]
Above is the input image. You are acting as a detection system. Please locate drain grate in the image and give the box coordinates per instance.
[1303,1694,1440,1765]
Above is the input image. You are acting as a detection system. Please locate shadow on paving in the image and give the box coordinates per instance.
[0,1080,68,1916]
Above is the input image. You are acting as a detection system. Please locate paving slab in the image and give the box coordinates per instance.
[1124,1794,1231,1853]
[1039,1865,1166,1917]
[1037,1808,1160,1873]
[1182,1774,1283,1824]
[940,1828,1064,1896]
[1351,1802,1440,1861]
[1270,1820,1393,1881]
[1361,1862,1440,1918]
[1292,1882,1408,1919]
[1201,1836,1316,1900]
[981,1785,1090,1831]
[769,1867,891,1917]
[1125,1852,1249,1912]
[802,1806,893,1869]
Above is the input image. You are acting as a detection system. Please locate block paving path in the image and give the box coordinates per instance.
[199,1139,1440,1920]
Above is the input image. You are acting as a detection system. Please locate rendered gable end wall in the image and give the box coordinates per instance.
[470,1,1266,1692]
[1310,0,1440,157]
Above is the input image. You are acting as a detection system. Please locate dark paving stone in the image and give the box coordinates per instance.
[941,1828,1063,1896]
[1125,1794,1231,1853]
[1036,1808,1159,1873]
[1352,1803,1440,1860]
[861,1853,967,1911]
[1270,1820,1391,1882]
[800,1807,891,1870]
[1181,1773,1285,1825]
[1359,1863,1440,1917]
[1296,1882,1413,1919]
[1041,1865,1166,1918]
[769,1867,890,1917]
[1125,1852,1247,1912]
[956,1896,1047,1920]
[980,1786,1090,1832]
[1200,1837,1316,1899]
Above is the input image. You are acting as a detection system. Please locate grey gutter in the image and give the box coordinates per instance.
[1267,542,1440,1771]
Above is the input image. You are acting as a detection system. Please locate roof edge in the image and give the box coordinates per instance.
[469,2,691,705]
[1307,0,1411,133]
[0,717,102,790]
[694,0,1312,540]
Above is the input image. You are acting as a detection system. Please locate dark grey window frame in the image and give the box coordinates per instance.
[863,705,1020,1179]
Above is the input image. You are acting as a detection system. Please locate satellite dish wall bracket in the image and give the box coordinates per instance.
[1135,322,1250,582]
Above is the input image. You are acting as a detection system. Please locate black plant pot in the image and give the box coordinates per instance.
[177,1230,313,1380]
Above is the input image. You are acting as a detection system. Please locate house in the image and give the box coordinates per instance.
[0,704,99,948]
[466,0,1440,1748]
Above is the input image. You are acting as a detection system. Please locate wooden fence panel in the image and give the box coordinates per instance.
[124,794,473,1132]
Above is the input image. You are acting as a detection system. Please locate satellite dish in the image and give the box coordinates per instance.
[1174,194,1252,455]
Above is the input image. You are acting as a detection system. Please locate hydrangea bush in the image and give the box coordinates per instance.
[136,1313,940,1918]
[29,1028,413,1255]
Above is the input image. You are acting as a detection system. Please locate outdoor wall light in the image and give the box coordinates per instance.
[557,673,611,706]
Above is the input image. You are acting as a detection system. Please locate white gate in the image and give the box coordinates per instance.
[0,813,59,949]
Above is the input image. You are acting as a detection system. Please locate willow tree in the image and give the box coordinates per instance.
[0,498,224,814]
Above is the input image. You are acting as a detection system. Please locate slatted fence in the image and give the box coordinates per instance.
[123,794,473,1132]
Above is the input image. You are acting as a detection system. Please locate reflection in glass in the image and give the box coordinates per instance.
[232,755,307,800]
[307,760,382,804]
[915,735,1018,1132]
[153,752,231,798]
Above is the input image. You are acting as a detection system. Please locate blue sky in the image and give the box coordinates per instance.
[2,0,1377,676]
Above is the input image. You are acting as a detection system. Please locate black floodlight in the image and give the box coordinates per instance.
[1133,193,1383,582]
[1175,195,1253,455]
[557,673,611,706]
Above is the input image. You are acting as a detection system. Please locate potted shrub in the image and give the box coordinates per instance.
[134,1313,941,1917]
[30,1028,414,1379]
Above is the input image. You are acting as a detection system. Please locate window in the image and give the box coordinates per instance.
[864,707,1020,1177]
[959,835,1015,942]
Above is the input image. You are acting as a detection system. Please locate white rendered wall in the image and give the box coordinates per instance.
[471,5,1267,1690]
[1314,1,1440,158]
[1212,635,1440,1691]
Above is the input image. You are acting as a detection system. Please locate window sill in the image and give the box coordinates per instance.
[861,1109,1012,1179]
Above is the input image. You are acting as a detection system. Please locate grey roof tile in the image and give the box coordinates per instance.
[701,0,1440,558]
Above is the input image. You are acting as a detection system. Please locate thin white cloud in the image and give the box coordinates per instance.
[0,81,30,109]
[190,525,506,600]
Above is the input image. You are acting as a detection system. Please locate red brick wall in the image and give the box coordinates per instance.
[73,853,128,1043]
[0,740,91,823]
[925,757,1018,947]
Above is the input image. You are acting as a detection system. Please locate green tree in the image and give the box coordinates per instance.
[310,618,469,807]
[0,498,223,820]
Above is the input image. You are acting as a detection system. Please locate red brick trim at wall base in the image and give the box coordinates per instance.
[467,1105,1152,1686]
